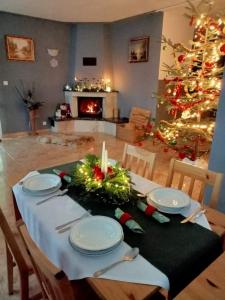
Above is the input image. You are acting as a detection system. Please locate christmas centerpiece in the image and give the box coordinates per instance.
[72,142,134,205]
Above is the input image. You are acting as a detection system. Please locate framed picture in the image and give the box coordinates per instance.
[129,36,149,63]
[5,35,35,61]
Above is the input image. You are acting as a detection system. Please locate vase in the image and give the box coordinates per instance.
[28,109,38,135]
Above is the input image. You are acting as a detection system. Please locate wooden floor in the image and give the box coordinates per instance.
[0,131,207,299]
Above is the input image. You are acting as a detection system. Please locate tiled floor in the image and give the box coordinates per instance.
[0,131,207,299]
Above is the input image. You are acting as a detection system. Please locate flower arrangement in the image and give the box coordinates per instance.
[15,81,44,111]
[72,153,133,205]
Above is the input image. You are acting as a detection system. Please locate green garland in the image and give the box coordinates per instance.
[72,154,134,205]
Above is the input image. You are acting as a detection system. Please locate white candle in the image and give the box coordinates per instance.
[101,141,105,172]
[104,150,108,174]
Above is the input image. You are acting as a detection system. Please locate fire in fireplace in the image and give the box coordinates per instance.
[77,97,103,119]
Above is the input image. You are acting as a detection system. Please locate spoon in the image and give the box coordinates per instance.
[93,247,139,277]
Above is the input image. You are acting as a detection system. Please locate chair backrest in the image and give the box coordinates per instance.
[129,107,151,129]
[122,143,156,180]
[18,221,74,300]
[166,158,224,208]
[0,207,29,273]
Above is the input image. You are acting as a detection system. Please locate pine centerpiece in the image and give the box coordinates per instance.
[72,153,134,205]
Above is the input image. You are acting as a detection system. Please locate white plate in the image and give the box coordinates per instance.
[22,182,62,196]
[69,236,123,256]
[69,216,123,252]
[22,174,61,194]
[147,187,191,212]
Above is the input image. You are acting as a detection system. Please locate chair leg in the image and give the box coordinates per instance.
[19,272,29,300]
[6,243,14,295]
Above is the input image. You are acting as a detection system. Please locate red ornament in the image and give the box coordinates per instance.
[178,54,186,63]
[93,164,105,180]
[220,44,225,54]
[107,166,113,175]
[163,148,169,153]
[205,62,215,69]
[178,152,186,159]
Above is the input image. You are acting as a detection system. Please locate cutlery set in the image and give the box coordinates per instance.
[55,211,91,233]
[36,189,68,205]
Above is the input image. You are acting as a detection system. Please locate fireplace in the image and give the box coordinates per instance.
[78,97,103,119]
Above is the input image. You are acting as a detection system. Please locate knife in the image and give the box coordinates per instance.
[180,206,203,224]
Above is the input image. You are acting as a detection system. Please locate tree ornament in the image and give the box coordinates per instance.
[220,44,225,55]
[178,54,186,63]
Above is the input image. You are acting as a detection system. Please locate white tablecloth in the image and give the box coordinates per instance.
[13,171,211,290]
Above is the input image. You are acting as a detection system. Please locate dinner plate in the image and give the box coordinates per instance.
[69,216,124,252]
[147,187,191,213]
[69,236,123,256]
[22,174,61,195]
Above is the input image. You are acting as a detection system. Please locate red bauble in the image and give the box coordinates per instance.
[220,44,225,54]
[178,54,186,63]
[178,152,186,159]
[94,170,105,180]
[107,166,113,175]
[205,62,214,69]
[93,165,101,173]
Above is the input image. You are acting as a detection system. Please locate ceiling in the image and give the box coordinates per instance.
[0,0,193,23]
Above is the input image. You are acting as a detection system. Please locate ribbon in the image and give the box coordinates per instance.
[59,171,67,178]
[119,212,133,224]
[145,205,157,216]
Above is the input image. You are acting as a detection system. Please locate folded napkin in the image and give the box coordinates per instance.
[53,169,72,183]
[137,200,170,224]
[115,208,144,234]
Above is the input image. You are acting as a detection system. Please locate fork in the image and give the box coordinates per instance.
[36,189,68,205]
[55,211,91,233]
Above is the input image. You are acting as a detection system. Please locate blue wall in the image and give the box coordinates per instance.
[111,13,163,118]
[208,72,225,212]
[0,12,70,133]
[0,11,163,133]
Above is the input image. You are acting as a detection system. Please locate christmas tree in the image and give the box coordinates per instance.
[156,0,225,160]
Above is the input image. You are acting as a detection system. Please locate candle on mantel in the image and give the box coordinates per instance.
[101,141,106,172]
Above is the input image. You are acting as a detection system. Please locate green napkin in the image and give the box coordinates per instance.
[137,200,170,223]
[115,208,145,234]
[53,169,72,183]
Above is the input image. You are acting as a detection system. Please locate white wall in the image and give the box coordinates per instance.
[159,6,194,80]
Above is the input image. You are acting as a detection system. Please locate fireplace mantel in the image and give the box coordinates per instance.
[64,91,118,119]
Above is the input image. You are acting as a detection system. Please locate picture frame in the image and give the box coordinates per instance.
[129,36,149,63]
[5,35,35,61]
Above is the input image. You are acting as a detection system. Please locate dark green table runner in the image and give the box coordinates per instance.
[40,162,222,297]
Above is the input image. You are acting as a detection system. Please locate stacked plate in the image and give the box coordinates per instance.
[147,187,191,214]
[69,216,124,255]
[22,174,61,196]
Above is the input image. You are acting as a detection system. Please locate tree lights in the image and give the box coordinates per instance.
[156,0,225,159]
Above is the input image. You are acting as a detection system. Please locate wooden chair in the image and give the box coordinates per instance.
[0,206,41,300]
[122,143,156,180]
[166,158,224,208]
[117,107,151,143]
[17,221,101,300]
[166,158,225,247]
[174,251,225,300]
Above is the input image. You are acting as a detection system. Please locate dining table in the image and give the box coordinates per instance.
[12,160,223,300]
